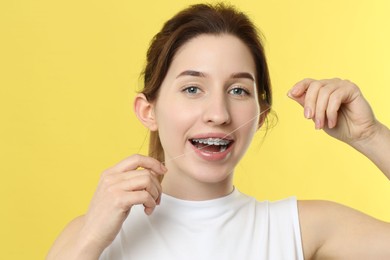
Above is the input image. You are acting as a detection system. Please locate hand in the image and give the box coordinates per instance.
[80,155,167,251]
[288,78,379,145]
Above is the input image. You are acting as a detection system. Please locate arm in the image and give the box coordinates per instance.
[288,78,390,178]
[288,78,390,259]
[47,155,167,260]
[299,200,390,260]
[351,122,390,178]
[46,216,103,260]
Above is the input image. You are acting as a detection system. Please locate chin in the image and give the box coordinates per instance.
[184,159,236,184]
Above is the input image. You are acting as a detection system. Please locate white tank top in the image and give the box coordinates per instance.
[100,188,304,260]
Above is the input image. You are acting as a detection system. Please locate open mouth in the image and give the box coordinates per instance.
[189,138,233,153]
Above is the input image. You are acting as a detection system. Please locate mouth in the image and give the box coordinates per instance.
[189,137,234,153]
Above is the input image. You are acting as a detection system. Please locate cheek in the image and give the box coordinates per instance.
[232,103,260,139]
[155,100,200,143]
[237,99,260,119]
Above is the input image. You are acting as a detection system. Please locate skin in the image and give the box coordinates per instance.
[47,34,390,260]
[289,78,390,259]
[152,34,260,200]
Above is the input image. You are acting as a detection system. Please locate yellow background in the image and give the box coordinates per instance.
[1,0,389,258]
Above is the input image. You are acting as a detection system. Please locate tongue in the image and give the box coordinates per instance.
[195,143,222,153]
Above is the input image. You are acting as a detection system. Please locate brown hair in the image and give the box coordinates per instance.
[141,3,272,162]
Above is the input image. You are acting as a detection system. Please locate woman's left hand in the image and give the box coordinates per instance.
[288,78,379,146]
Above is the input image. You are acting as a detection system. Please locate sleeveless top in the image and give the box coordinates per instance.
[100,189,304,260]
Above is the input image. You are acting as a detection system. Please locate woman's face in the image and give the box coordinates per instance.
[154,34,261,196]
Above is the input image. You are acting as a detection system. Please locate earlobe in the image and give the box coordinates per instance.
[134,93,158,131]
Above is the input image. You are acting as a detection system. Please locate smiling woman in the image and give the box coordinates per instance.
[46,3,390,260]
[145,34,262,195]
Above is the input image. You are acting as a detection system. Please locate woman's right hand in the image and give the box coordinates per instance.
[80,154,167,252]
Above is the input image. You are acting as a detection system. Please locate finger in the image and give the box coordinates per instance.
[141,192,158,216]
[130,170,162,200]
[114,173,161,201]
[121,169,163,198]
[314,83,338,129]
[289,78,315,98]
[303,80,324,119]
[99,168,152,187]
[115,190,157,215]
[106,154,167,175]
[99,169,162,202]
[323,80,361,129]
[304,79,339,120]
[325,84,359,129]
[326,90,343,129]
[287,78,314,106]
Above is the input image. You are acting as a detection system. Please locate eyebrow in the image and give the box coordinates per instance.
[176,70,255,81]
[231,72,255,81]
[176,70,207,78]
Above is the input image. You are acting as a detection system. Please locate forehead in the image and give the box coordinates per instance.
[168,34,256,77]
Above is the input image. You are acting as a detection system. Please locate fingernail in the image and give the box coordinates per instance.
[328,120,335,129]
[315,119,321,129]
[291,87,299,96]
[304,107,312,119]
[145,208,154,215]
[160,163,168,172]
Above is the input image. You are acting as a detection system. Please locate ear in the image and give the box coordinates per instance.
[134,93,158,131]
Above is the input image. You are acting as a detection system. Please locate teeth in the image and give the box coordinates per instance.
[192,138,231,146]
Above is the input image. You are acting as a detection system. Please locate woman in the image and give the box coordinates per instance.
[47,3,390,259]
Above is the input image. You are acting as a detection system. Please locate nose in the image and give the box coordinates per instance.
[202,93,231,126]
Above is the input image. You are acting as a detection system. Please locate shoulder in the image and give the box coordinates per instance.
[298,200,390,260]
[297,200,340,259]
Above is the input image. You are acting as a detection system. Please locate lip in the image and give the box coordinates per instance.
[188,133,234,161]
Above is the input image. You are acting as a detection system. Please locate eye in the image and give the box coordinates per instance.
[228,87,250,97]
[182,86,202,96]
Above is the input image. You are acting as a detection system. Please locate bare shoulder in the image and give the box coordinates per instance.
[298,200,390,260]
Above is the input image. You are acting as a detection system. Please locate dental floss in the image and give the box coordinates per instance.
[162,107,271,165]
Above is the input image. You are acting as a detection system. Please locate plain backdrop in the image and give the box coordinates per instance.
[1,0,390,258]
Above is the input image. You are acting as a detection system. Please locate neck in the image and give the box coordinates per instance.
[161,170,234,201]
